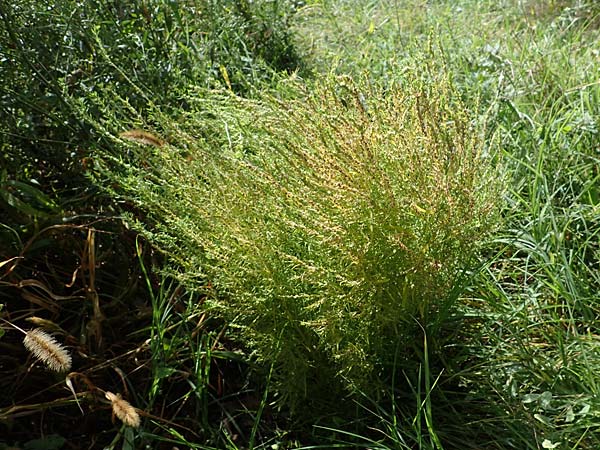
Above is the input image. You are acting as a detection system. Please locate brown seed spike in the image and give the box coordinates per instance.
[23,328,72,372]
[119,129,165,147]
[106,391,141,428]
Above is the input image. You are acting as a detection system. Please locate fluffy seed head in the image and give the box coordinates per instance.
[119,129,164,147]
[23,328,72,372]
[106,391,141,428]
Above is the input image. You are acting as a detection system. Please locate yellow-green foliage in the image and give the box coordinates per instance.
[110,76,500,407]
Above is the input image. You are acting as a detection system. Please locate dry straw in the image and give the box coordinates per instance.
[105,391,141,428]
[23,328,72,372]
[119,129,164,147]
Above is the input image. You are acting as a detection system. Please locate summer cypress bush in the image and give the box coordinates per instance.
[102,76,501,410]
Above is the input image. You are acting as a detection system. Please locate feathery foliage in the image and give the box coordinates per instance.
[100,76,501,409]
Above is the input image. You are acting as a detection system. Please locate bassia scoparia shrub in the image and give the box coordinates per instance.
[104,77,501,409]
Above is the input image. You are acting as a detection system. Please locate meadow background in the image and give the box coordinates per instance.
[1,0,599,448]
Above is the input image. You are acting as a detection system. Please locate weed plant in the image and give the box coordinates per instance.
[355,1,598,448]
[293,0,600,447]
[0,0,303,447]
[100,75,500,412]
[0,0,302,211]
[2,0,600,448]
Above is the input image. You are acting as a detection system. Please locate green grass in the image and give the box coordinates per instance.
[1,0,600,448]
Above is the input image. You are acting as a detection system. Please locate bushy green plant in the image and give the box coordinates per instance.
[0,1,303,445]
[102,76,500,409]
[0,0,302,202]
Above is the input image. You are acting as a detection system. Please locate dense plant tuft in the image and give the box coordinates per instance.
[104,77,501,408]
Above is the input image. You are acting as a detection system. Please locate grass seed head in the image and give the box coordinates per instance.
[23,328,72,372]
[119,129,164,147]
[105,391,141,428]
